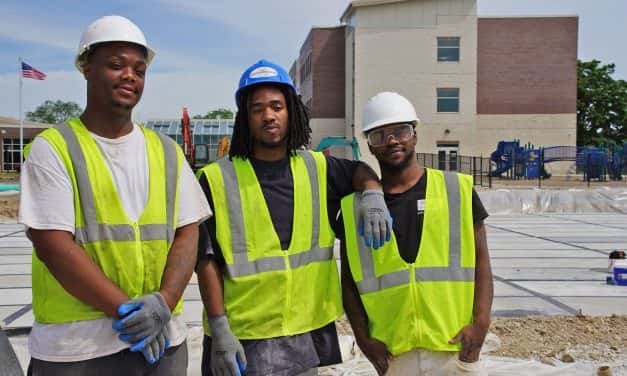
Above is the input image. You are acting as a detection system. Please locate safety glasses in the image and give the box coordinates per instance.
[366,123,414,147]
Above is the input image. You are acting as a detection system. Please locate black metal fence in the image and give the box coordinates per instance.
[416,153,492,187]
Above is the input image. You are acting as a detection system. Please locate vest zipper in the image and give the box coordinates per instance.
[284,252,292,336]
[409,264,420,347]
[133,222,143,296]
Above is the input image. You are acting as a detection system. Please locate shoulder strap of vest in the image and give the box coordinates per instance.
[154,132,179,245]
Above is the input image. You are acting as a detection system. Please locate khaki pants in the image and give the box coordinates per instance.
[385,349,486,376]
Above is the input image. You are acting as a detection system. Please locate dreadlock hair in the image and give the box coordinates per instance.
[229,84,311,160]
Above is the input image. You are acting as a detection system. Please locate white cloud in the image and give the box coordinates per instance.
[0,5,77,51]
[136,65,242,121]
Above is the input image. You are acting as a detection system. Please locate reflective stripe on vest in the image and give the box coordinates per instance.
[216,150,333,277]
[53,124,177,245]
[353,171,474,295]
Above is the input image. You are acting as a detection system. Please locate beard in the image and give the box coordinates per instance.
[113,101,135,111]
[378,148,415,172]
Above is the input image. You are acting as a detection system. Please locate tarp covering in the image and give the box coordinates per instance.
[478,188,627,215]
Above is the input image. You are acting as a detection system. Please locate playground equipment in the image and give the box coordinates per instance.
[315,136,361,160]
[491,140,627,182]
[490,140,549,179]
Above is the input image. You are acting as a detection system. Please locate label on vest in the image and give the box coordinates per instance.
[417,199,425,215]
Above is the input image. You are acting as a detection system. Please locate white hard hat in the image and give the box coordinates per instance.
[362,92,420,133]
[75,15,155,72]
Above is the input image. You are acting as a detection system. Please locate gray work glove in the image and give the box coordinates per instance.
[138,325,170,364]
[113,292,172,349]
[209,314,247,376]
[358,189,393,249]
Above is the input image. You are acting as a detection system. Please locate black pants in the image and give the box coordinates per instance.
[28,341,188,376]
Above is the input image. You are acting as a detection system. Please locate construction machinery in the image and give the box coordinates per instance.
[217,136,229,159]
[315,136,361,160]
[181,107,195,167]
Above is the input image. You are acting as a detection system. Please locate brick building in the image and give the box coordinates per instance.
[290,0,578,174]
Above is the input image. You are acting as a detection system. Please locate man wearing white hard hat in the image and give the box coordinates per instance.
[338,92,493,375]
[19,15,210,374]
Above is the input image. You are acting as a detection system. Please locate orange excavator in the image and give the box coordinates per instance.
[217,136,229,159]
[180,107,230,170]
[181,107,195,167]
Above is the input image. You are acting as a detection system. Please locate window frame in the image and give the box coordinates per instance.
[437,37,460,62]
[436,88,460,113]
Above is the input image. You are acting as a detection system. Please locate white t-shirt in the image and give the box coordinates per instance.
[19,123,211,362]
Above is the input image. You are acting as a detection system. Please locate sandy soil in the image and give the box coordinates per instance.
[333,314,626,371]
[490,314,627,364]
[0,192,19,222]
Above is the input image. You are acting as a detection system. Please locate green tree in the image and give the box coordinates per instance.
[193,108,234,119]
[26,100,83,124]
[577,60,627,146]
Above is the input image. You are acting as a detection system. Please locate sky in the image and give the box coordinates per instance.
[0,0,625,122]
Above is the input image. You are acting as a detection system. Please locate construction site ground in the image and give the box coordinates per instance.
[1,186,627,375]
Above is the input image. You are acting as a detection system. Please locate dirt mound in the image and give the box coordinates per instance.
[0,192,19,222]
[490,314,626,364]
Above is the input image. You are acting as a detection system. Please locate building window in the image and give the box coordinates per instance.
[437,88,459,113]
[2,138,31,171]
[300,53,312,83]
[437,37,460,62]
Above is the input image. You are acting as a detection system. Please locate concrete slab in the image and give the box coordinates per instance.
[493,268,605,281]
[0,306,23,322]
[516,281,627,297]
[180,300,204,326]
[6,307,34,328]
[490,258,607,268]
[491,297,572,317]
[0,249,31,255]
[493,281,533,297]
[0,255,31,264]
[0,288,31,306]
[0,275,30,288]
[0,264,30,275]
[555,297,627,316]
[1,212,625,332]
[490,250,602,258]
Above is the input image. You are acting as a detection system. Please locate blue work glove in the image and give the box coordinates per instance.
[358,189,392,249]
[137,325,170,364]
[209,314,247,376]
[112,292,171,350]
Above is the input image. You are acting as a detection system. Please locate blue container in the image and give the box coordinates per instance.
[614,267,627,286]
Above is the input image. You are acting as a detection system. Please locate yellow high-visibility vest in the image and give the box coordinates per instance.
[199,151,343,339]
[341,169,476,355]
[30,118,183,323]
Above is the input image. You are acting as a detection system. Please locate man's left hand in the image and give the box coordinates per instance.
[358,190,392,249]
[449,322,489,362]
[113,292,172,345]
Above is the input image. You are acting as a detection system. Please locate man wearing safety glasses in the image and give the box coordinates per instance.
[338,92,493,375]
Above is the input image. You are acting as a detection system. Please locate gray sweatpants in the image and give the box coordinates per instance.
[28,341,188,376]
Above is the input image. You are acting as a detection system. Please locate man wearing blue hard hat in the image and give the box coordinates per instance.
[195,59,392,375]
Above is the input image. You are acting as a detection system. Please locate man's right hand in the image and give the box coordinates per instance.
[357,336,393,376]
[138,326,170,364]
[113,292,171,349]
[209,314,247,376]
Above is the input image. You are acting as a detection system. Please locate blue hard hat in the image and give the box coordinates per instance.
[235,59,295,108]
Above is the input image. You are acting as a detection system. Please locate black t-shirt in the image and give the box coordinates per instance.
[335,170,489,264]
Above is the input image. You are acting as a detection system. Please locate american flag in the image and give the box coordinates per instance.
[21,62,46,80]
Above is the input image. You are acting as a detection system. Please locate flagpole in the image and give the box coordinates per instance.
[18,57,23,170]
